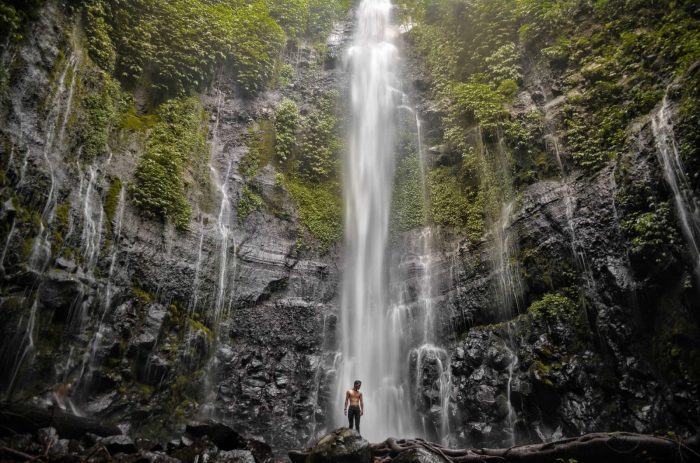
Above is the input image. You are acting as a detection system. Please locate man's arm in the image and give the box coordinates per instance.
[344,390,349,416]
[359,392,364,416]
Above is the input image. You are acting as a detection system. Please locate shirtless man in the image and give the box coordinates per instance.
[344,380,364,433]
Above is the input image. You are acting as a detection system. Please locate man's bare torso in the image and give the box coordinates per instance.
[346,389,362,406]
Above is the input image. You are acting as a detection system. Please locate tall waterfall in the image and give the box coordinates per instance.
[336,0,408,441]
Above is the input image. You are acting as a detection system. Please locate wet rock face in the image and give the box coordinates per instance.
[436,137,700,446]
[0,3,349,451]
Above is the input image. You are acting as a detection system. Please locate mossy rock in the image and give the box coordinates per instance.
[307,428,371,463]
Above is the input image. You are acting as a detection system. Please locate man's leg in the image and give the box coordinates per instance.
[355,410,360,434]
[348,408,354,429]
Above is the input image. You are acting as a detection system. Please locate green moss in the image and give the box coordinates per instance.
[449,81,510,134]
[119,107,157,132]
[83,1,117,72]
[132,286,154,305]
[104,176,123,226]
[286,179,342,251]
[188,317,213,341]
[296,91,342,183]
[0,0,45,43]
[85,0,284,96]
[237,185,264,223]
[274,98,301,164]
[51,202,71,253]
[527,293,578,320]
[277,63,294,87]
[428,167,484,242]
[130,97,208,230]
[241,119,275,178]
[72,70,124,161]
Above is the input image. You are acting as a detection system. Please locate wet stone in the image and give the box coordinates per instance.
[101,435,137,455]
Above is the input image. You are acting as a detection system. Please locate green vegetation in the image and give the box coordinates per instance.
[79,0,284,95]
[296,90,341,182]
[73,68,125,161]
[274,99,301,164]
[428,167,484,242]
[241,119,276,178]
[285,180,342,250]
[131,97,208,230]
[396,0,700,244]
[527,293,578,320]
[240,91,344,251]
[237,185,264,222]
[0,0,44,42]
[104,176,123,225]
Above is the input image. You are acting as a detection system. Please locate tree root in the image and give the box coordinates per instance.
[366,432,700,463]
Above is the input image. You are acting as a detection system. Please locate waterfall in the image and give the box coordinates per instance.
[490,201,524,446]
[5,300,39,398]
[80,165,105,273]
[28,54,78,272]
[411,113,451,443]
[651,96,700,280]
[336,0,406,441]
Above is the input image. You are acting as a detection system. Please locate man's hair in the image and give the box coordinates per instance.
[354,380,362,386]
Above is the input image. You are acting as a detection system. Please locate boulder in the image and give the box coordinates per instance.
[185,421,246,451]
[214,449,256,463]
[392,447,444,463]
[306,428,371,463]
[101,435,137,454]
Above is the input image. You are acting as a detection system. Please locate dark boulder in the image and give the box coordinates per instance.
[101,435,137,454]
[305,428,371,463]
[185,421,246,451]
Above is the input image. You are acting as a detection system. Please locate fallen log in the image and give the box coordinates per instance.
[369,432,700,463]
[0,403,121,439]
[291,430,700,463]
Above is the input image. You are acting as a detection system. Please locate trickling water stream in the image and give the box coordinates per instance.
[28,54,78,273]
[652,96,700,281]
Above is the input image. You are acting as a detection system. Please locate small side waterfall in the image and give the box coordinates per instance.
[79,165,106,273]
[28,54,78,273]
[410,112,451,443]
[211,160,236,322]
[490,200,524,446]
[651,96,700,280]
[3,54,79,398]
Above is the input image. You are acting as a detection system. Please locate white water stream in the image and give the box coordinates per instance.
[28,54,78,272]
[651,96,700,280]
[336,0,408,441]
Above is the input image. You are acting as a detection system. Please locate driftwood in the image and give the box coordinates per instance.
[368,433,700,463]
[0,403,121,439]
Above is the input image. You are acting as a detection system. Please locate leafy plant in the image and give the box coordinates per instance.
[131,97,207,229]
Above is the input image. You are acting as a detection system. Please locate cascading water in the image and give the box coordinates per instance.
[28,54,78,273]
[409,112,451,443]
[3,54,78,398]
[651,96,700,281]
[80,165,105,273]
[336,0,407,441]
[490,201,524,446]
[200,88,237,419]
